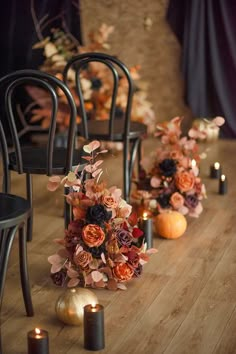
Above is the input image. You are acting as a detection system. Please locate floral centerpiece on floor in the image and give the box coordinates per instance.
[132,116,225,218]
[48,141,156,290]
[28,21,156,140]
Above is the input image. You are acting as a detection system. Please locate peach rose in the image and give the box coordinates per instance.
[113,262,134,282]
[73,250,92,268]
[82,224,105,247]
[170,192,184,209]
[175,171,195,192]
[102,195,118,209]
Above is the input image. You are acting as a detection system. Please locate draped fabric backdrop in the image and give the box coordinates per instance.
[167,0,236,138]
[0,0,82,140]
[0,0,82,76]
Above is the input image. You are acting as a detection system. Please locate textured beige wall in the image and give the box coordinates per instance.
[80,0,193,130]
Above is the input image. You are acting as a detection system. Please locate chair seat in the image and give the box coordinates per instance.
[9,147,83,175]
[0,193,31,229]
[78,120,147,141]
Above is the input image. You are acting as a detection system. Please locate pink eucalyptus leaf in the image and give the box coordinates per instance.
[75,246,83,255]
[83,140,100,153]
[67,268,79,278]
[91,271,103,282]
[94,279,105,288]
[150,176,161,188]
[85,274,93,285]
[101,252,106,264]
[51,264,63,273]
[178,205,189,215]
[212,116,225,126]
[188,128,199,139]
[89,258,99,270]
[117,283,127,290]
[146,248,158,254]
[82,155,93,161]
[93,160,104,168]
[98,149,108,154]
[47,176,61,191]
[107,279,118,290]
[48,254,63,265]
[67,278,80,287]
[92,168,103,178]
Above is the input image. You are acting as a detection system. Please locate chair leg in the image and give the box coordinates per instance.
[64,187,72,229]
[19,226,34,317]
[127,138,142,201]
[123,140,130,202]
[26,173,33,242]
[0,227,16,317]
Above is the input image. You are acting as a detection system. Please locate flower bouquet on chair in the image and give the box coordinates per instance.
[48,141,157,290]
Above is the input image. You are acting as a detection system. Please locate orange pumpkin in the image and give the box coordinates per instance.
[155,210,187,239]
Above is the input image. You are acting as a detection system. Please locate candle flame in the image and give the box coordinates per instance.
[143,212,148,220]
[191,159,196,168]
[35,328,41,335]
[91,303,98,312]
[221,174,226,181]
[214,162,220,169]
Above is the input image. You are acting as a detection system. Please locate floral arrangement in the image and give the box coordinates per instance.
[48,140,156,290]
[132,116,225,218]
[28,22,156,138]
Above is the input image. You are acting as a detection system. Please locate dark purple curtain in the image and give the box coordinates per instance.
[167,0,236,138]
[0,0,82,76]
[0,0,82,141]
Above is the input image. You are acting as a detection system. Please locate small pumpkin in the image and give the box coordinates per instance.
[55,288,98,326]
[155,210,187,239]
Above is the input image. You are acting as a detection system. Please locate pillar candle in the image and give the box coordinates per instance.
[219,174,228,195]
[139,212,153,249]
[27,328,49,354]
[210,162,221,178]
[84,304,105,351]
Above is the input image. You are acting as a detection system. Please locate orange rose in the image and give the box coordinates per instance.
[73,250,93,268]
[175,171,195,192]
[82,224,105,247]
[102,195,118,209]
[113,263,134,282]
[170,192,184,209]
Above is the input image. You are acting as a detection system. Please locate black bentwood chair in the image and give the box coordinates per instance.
[0,121,34,324]
[63,52,147,202]
[0,69,80,241]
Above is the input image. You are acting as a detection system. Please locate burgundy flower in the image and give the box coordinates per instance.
[51,269,67,287]
[116,229,133,246]
[184,194,199,209]
[127,250,140,268]
[64,220,84,247]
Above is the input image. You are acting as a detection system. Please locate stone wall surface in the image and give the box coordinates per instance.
[80,0,193,130]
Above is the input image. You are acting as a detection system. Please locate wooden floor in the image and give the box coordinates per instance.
[1,138,236,354]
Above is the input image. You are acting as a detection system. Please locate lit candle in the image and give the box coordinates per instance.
[191,159,199,176]
[27,328,49,354]
[219,174,228,195]
[84,304,105,351]
[210,162,221,178]
[139,212,153,249]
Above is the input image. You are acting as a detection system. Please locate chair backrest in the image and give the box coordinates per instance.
[0,121,10,193]
[0,69,77,175]
[63,52,135,141]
